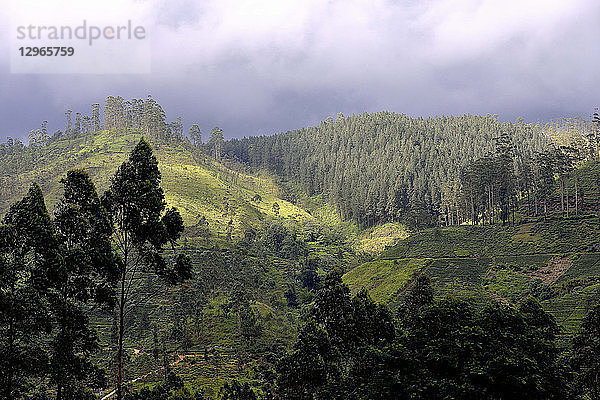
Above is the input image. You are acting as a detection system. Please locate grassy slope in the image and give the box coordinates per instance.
[343,258,427,303]
[354,222,410,255]
[343,217,600,335]
[0,130,312,238]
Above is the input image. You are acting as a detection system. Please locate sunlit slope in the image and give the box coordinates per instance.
[0,130,311,237]
[343,218,600,334]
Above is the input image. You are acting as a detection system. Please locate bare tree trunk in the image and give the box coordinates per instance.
[566,178,569,218]
[560,178,564,216]
[117,231,128,400]
[575,177,579,215]
[117,271,125,400]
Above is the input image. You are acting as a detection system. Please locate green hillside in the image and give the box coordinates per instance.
[2,104,600,399]
[223,112,549,227]
[343,217,600,336]
[0,129,313,239]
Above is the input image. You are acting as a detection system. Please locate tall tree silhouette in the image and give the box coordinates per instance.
[102,138,191,400]
[209,127,224,161]
[0,184,61,399]
[51,170,120,399]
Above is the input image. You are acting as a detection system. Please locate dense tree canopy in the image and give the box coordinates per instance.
[276,271,572,400]
[0,184,59,399]
[223,113,548,227]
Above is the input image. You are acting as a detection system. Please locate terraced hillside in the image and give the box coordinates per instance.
[343,217,600,336]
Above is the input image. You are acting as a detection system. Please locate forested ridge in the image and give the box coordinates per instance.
[224,112,551,227]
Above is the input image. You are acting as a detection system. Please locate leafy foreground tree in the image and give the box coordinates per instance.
[50,169,120,399]
[102,138,191,400]
[276,271,572,400]
[572,304,600,399]
[276,270,395,400]
[0,184,60,399]
[0,175,123,399]
[400,295,570,399]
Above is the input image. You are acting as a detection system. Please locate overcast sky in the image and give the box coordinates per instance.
[1,0,599,141]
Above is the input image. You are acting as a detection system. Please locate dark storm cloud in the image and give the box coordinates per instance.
[1,0,599,142]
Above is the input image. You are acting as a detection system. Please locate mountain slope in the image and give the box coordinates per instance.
[224,112,549,226]
[343,217,600,336]
[0,130,312,239]
[0,129,368,397]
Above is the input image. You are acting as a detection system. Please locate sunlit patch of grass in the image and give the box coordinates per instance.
[343,258,428,303]
[356,222,410,255]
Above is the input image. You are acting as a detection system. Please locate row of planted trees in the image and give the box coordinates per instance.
[0,139,190,400]
[448,113,600,226]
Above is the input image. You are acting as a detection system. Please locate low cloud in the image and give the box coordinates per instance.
[1,0,599,140]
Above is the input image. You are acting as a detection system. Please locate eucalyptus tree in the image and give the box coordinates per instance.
[50,169,120,399]
[209,127,224,161]
[73,112,82,137]
[91,103,101,131]
[65,110,72,136]
[189,124,202,146]
[102,138,191,400]
[534,149,556,220]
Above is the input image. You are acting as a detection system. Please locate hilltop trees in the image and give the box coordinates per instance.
[65,110,72,136]
[460,131,516,225]
[102,138,191,400]
[219,111,600,226]
[91,103,101,131]
[533,149,556,220]
[459,121,597,224]
[5,98,600,229]
[105,95,167,140]
[223,113,548,228]
[189,124,202,146]
[209,127,224,161]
